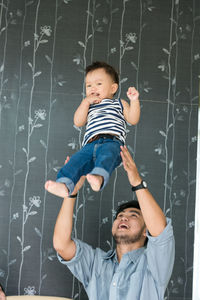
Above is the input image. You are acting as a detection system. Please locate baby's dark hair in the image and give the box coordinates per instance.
[85,61,119,85]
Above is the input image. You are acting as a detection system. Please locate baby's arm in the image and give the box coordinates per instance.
[122,87,140,125]
[74,94,102,127]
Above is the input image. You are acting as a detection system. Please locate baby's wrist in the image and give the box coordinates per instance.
[130,98,139,103]
[83,98,91,105]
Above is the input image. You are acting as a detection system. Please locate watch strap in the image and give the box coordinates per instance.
[68,193,77,198]
[131,180,147,192]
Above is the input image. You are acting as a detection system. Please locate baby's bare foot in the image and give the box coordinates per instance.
[45,180,69,198]
[86,174,103,192]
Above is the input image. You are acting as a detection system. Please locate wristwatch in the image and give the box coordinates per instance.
[131,180,147,192]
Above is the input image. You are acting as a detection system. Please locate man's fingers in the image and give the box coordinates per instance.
[120,146,132,162]
[64,156,70,164]
[72,176,86,194]
[120,152,130,171]
[120,146,136,173]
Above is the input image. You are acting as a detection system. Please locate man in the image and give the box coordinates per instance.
[53,146,175,300]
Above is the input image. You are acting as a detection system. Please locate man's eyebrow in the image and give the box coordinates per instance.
[119,209,141,216]
[128,209,141,215]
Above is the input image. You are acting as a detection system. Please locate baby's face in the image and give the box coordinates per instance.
[85,68,118,100]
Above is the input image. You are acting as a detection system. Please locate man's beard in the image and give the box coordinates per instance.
[113,225,146,245]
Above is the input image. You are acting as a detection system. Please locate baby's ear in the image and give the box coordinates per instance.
[112,83,118,94]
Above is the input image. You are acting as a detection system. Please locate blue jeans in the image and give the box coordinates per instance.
[56,136,123,195]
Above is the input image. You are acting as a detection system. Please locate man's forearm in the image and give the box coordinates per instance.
[53,197,76,260]
[136,189,167,237]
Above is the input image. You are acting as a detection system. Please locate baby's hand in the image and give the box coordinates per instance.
[84,94,102,105]
[127,87,139,102]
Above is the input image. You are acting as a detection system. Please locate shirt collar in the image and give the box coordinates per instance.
[102,249,116,260]
[127,247,145,263]
[102,247,145,263]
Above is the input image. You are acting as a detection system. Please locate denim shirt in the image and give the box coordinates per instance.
[58,218,175,300]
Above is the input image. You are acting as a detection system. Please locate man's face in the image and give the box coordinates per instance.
[112,207,146,245]
[85,68,118,100]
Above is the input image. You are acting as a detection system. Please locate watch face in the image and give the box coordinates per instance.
[142,180,147,188]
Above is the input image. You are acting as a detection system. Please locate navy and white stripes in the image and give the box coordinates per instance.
[82,98,127,146]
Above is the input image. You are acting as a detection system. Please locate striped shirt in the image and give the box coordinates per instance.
[82,98,127,146]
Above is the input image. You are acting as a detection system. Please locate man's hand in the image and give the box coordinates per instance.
[0,287,6,300]
[64,156,85,196]
[126,87,139,102]
[120,146,141,186]
[84,94,102,105]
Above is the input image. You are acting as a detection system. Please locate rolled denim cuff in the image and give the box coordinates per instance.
[56,177,74,195]
[89,167,109,190]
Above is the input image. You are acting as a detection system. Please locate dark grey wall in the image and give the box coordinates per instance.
[0,0,199,299]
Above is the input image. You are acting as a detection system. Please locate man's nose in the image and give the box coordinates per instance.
[120,215,128,221]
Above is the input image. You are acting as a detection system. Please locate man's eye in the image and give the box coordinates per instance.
[131,214,137,217]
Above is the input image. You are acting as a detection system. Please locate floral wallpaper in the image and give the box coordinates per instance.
[0,0,199,299]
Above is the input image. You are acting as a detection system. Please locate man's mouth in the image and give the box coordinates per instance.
[118,223,129,230]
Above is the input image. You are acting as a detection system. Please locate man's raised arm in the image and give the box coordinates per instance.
[120,145,166,237]
[53,158,85,261]
[53,196,77,261]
